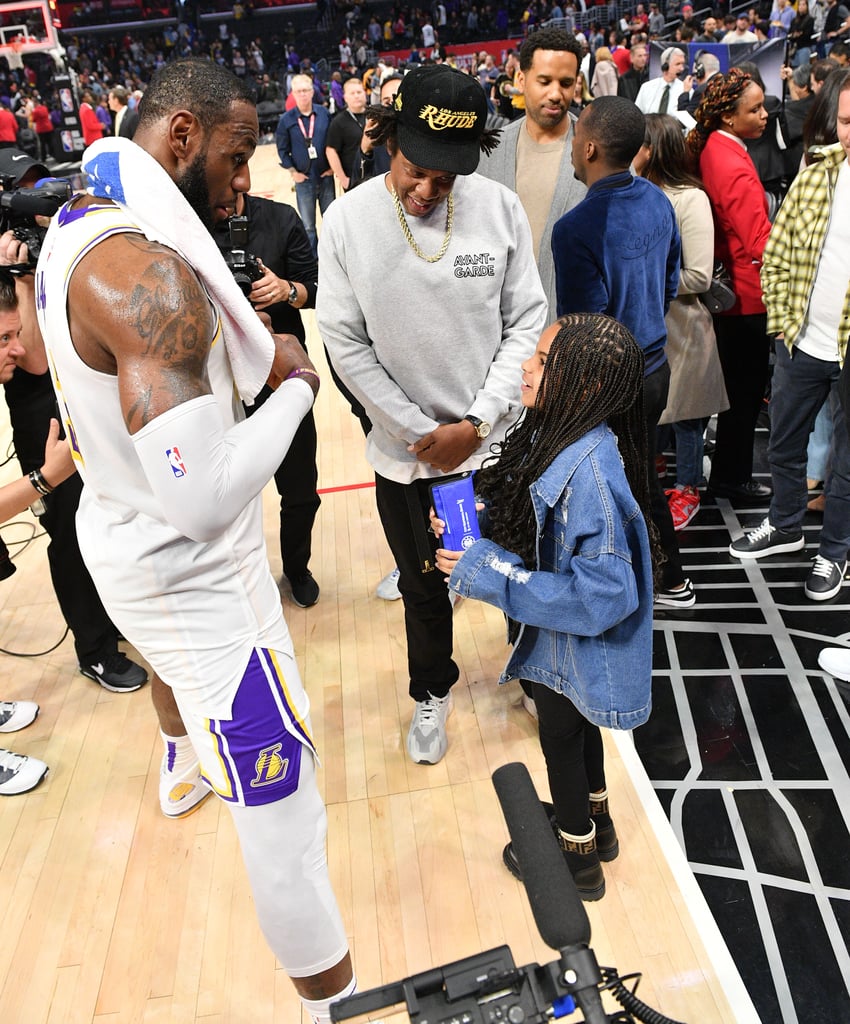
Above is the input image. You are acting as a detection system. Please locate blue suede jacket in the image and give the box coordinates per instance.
[552,171,681,377]
[449,423,653,729]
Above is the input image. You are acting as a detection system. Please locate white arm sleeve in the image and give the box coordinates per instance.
[132,377,314,543]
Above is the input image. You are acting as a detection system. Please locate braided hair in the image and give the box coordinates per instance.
[685,68,754,165]
[475,314,662,583]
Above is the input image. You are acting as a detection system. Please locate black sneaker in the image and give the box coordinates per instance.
[804,556,847,602]
[289,571,320,608]
[79,653,148,693]
[729,517,804,560]
[654,578,696,608]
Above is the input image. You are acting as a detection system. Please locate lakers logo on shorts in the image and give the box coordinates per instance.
[250,743,290,788]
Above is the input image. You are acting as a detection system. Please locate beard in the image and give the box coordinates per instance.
[176,150,214,234]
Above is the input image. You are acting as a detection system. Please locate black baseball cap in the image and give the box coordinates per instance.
[393,65,488,175]
[0,149,48,186]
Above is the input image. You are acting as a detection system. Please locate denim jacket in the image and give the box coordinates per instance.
[449,422,653,729]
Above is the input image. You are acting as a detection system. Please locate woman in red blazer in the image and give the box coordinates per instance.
[687,69,772,504]
[78,89,105,147]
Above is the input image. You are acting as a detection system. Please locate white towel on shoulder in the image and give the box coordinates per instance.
[81,136,273,403]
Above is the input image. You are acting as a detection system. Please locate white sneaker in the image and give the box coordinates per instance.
[160,751,213,818]
[818,647,850,682]
[376,568,401,601]
[0,748,49,795]
[406,692,453,764]
[0,700,39,733]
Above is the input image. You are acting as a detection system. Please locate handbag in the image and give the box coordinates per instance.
[700,260,736,315]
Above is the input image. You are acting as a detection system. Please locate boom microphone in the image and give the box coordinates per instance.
[492,762,591,950]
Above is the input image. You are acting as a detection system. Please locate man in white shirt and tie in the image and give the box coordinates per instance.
[635,47,689,115]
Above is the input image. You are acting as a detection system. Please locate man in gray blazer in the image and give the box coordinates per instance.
[477,27,587,320]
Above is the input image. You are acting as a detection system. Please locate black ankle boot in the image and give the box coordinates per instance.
[589,791,619,862]
[557,824,606,902]
[502,815,606,902]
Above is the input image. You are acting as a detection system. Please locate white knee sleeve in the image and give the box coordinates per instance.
[227,753,348,975]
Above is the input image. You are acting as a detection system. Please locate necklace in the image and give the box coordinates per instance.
[390,185,454,263]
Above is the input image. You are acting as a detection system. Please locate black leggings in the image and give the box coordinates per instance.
[525,680,606,837]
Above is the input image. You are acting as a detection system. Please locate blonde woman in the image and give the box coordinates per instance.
[590,47,619,97]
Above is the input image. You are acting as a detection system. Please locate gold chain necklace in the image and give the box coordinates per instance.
[390,186,454,263]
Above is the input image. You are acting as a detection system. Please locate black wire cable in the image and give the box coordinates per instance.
[0,521,70,657]
[600,968,687,1024]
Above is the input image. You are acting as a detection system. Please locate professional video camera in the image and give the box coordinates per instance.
[332,763,688,1024]
[221,214,263,296]
[0,176,72,269]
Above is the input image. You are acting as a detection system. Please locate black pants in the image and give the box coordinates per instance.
[4,371,119,665]
[709,313,771,487]
[374,473,459,701]
[244,384,320,581]
[644,362,684,591]
[532,680,605,836]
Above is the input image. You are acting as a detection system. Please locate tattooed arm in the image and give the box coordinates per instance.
[68,233,214,433]
[68,232,315,433]
[68,232,318,541]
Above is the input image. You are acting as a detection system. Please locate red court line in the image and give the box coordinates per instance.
[317,481,376,495]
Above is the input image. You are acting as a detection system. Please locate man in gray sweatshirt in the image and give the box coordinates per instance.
[318,65,548,765]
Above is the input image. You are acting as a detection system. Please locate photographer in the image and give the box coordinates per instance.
[0,150,147,693]
[214,189,322,608]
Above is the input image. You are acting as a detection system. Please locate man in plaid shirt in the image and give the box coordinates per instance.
[729,74,850,602]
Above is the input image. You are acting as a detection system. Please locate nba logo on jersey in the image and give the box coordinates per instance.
[166,446,187,478]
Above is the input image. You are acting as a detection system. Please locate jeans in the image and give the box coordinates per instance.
[768,341,850,563]
[374,474,459,701]
[294,175,335,257]
[791,45,812,67]
[672,418,706,489]
[806,399,833,483]
[644,362,685,590]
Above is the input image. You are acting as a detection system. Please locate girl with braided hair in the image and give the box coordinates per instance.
[686,68,773,504]
[431,314,658,902]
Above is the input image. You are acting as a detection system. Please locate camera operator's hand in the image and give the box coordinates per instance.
[249,259,289,312]
[0,229,29,268]
[41,418,76,490]
[267,333,319,396]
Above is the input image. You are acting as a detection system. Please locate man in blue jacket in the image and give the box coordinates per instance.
[552,96,692,608]
[276,74,335,257]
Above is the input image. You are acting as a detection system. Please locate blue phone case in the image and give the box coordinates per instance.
[431,473,481,551]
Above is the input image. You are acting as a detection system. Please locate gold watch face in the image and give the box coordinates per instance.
[478,421,492,438]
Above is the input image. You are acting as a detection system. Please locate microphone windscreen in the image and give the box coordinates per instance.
[493,762,591,949]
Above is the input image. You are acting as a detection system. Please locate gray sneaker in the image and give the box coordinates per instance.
[406,692,453,764]
[376,568,402,601]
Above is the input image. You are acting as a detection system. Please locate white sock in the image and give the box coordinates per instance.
[160,731,197,774]
[558,821,596,844]
[301,972,357,1024]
